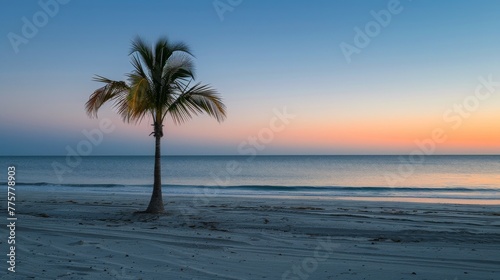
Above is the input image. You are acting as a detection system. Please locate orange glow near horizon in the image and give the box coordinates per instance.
[70,99,500,155]
[234,112,500,154]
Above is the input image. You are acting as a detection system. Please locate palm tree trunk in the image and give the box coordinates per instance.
[145,128,165,213]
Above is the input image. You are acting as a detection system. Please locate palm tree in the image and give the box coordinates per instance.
[85,36,226,213]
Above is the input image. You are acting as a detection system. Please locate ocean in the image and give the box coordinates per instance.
[1,155,499,204]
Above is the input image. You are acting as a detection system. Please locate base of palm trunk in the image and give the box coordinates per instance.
[144,198,165,213]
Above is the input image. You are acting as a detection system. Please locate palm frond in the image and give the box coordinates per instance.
[85,75,130,118]
[163,53,195,85]
[130,54,149,80]
[125,73,155,123]
[156,37,193,60]
[166,83,227,125]
[130,37,154,72]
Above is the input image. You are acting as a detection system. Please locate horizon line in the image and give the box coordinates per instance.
[1,154,500,157]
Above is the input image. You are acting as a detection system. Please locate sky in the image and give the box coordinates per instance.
[1,0,500,155]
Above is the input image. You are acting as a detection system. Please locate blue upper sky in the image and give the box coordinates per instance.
[1,0,500,155]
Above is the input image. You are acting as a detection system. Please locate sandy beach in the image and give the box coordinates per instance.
[3,190,499,280]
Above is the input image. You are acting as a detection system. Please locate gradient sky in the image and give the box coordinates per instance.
[1,0,500,155]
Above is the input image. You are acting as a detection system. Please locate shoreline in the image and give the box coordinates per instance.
[5,190,500,279]
[12,185,500,206]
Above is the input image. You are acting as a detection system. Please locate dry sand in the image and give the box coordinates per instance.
[2,190,500,279]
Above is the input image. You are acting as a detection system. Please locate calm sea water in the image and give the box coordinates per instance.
[1,156,499,203]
